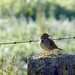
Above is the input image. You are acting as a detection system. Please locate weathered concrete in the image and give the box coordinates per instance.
[27,54,75,75]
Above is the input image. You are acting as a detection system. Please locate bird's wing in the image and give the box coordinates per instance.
[46,38,58,49]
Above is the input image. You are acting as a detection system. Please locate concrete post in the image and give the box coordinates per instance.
[27,54,75,75]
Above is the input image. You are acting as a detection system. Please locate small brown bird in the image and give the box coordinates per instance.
[40,33,62,55]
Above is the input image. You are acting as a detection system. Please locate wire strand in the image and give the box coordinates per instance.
[0,37,75,45]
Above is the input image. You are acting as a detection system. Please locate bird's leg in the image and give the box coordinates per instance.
[46,52,50,55]
[40,51,50,55]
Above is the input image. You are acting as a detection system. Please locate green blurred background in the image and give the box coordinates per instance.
[0,0,75,75]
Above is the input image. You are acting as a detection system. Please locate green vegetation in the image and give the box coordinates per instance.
[0,0,75,75]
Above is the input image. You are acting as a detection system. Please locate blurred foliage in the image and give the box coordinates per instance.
[0,49,18,75]
[0,0,75,21]
[0,0,75,75]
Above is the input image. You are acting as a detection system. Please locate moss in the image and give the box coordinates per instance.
[29,64,32,70]
[62,66,66,71]
[62,66,67,75]
[33,68,38,73]
[37,73,41,75]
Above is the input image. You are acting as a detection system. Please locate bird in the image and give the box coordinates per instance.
[39,33,62,55]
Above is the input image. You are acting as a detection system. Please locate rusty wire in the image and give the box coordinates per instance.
[0,37,75,45]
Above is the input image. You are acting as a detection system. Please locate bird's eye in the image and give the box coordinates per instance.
[42,40,44,43]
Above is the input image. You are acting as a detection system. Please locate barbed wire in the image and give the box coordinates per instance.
[0,37,75,45]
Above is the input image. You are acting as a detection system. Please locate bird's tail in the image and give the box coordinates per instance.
[58,48,62,50]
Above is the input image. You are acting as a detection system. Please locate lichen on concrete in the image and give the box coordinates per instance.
[27,54,75,75]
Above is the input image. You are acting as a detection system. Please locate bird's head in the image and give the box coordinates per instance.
[40,33,51,39]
